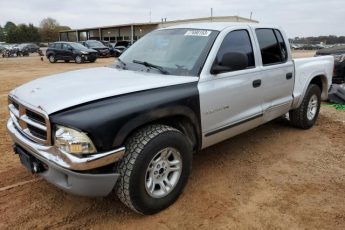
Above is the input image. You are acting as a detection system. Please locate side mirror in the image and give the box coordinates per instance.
[211,52,249,74]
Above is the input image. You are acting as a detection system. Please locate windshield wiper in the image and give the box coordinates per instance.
[133,60,169,74]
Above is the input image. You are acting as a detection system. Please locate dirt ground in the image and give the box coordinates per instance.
[0,51,344,230]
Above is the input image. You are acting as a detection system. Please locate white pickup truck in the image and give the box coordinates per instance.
[7,23,334,214]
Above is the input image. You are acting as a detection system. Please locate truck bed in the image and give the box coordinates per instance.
[292,56,334,108]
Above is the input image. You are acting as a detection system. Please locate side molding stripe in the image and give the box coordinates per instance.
[205,113,263,137]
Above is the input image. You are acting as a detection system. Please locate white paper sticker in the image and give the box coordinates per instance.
[184,30,211,37]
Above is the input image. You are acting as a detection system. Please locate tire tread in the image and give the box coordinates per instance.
[289,84,321,129]
[115,124,179,214]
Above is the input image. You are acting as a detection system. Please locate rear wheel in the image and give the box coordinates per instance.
[115,124,192,215]
[48,55,56,63]
[289,84,321,129]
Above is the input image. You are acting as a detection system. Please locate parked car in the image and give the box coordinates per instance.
[46,42,98,63]
[12,44,32,56]
[1,44,24,57]
[316,45,345,84]
[17,43,40,53]
[113,41,131,57]
[0,43,6,52]
[7,23,334,215]
[80,40,110,57]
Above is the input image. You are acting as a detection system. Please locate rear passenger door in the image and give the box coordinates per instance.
[54,43,63,59]
[255,28,294,121]
[62,43,73,60]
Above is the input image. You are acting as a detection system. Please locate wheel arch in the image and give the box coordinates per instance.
[116,107,202,152]
[294,74,328,108]
[310,75,328,99]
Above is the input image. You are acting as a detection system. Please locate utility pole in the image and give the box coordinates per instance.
[210,8,213,22]
[149,10,152,22]
[250,12,253,20]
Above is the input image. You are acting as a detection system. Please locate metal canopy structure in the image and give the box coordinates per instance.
[59,16,258,43]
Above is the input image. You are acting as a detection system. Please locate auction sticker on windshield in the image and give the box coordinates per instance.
[184,30,211,36]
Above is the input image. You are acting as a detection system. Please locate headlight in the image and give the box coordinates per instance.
[81,51,89,55]
[333,54,345,63]
[54,125,96,155]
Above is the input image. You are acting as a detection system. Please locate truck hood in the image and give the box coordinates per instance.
[10,67,198,114]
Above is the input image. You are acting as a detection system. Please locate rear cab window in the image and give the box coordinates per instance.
[255,28,288,65]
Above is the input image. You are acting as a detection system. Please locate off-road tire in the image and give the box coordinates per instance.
[115,124,193,215]
[289,84,321,129]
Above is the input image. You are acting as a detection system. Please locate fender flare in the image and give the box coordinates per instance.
[292,73,329,109]
[112,105,202,150]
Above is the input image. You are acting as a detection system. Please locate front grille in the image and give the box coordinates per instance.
[27,124,47,140]
[13,101,19,110]
[26,109,46,125]
[8,96,51,145]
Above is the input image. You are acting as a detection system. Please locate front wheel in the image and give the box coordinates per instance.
[75,55,83,64]
[115,124,192,215]
[48,55,56,63]
[289,84,321,129]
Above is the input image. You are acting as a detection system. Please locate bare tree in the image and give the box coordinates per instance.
[39,17,61,42]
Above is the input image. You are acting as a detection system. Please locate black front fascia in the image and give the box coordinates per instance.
[50,82,201,152]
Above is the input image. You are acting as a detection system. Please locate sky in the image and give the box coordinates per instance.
[0,0,344,38]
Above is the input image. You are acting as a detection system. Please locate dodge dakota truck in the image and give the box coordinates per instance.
[7,23,334,215]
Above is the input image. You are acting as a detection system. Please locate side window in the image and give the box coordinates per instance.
[62,43,71,50]
[255,29,287,65]
[54,43,62,49]
[216,30,255,68]
[274,29,287,62]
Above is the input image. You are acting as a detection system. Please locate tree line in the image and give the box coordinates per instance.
[290,36,345,45]
[0,18,70,43]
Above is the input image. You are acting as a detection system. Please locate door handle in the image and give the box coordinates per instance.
[252,79,261,88]
[286,72,293,80]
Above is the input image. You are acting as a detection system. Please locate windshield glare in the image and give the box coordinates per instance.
[120,29,218,76]
[87,40,104,48]
[71,43,89,50]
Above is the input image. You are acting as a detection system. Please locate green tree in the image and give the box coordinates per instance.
[5,23,40,43]
[0,26,6,41]
[5,25,18,43]
[4,21,16,31]
[27,24,41,42]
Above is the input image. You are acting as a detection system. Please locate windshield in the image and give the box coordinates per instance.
[119,28,218,76]
[70,43,89,50]
[86,40,105,48]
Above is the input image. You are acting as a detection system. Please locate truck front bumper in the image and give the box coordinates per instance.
[7,119,125,197]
